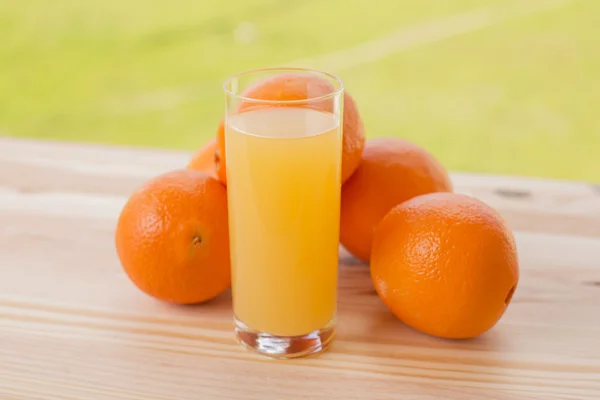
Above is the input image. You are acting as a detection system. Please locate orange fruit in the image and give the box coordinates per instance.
[340,138,452,262]
[215,73,365,184]
[187,138,219,178]
[240,72,336,111]
[115,169,230,304]
[371,192,519,339]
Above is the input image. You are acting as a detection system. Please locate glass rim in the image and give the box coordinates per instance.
[223,67,344,105]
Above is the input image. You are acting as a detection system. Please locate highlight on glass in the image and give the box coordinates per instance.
[223,68,344,359]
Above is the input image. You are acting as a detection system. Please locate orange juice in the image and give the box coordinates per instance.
[225,107,341,337]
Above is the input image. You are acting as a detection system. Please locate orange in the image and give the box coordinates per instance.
[215,73,365,184]
[371,192,519,339]
[187,137,219,178]
[340,138,452,262]
[240,72,336,111]
[115,169,230,304]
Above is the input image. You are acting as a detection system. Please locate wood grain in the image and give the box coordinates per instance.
[1,137,599,399]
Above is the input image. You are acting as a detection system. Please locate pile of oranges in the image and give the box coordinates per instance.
[116,73,519,340]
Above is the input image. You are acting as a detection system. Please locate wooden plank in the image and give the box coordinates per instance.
[0,138,599,399]
[2,137,600,236]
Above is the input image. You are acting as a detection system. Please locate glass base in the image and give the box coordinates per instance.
[234,317,335,359]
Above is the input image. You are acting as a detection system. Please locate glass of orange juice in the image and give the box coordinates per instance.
[223,68,343,359]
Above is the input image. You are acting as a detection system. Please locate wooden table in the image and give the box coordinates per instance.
[1,137,599,400]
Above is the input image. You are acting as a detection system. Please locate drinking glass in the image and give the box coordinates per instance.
[223,68,344,358]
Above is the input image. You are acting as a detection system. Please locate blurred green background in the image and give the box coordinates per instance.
[1,0,598,182]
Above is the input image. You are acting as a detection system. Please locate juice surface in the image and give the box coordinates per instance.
[226,107,341,336]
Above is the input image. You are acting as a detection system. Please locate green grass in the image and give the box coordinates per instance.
[1,0,599,182]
